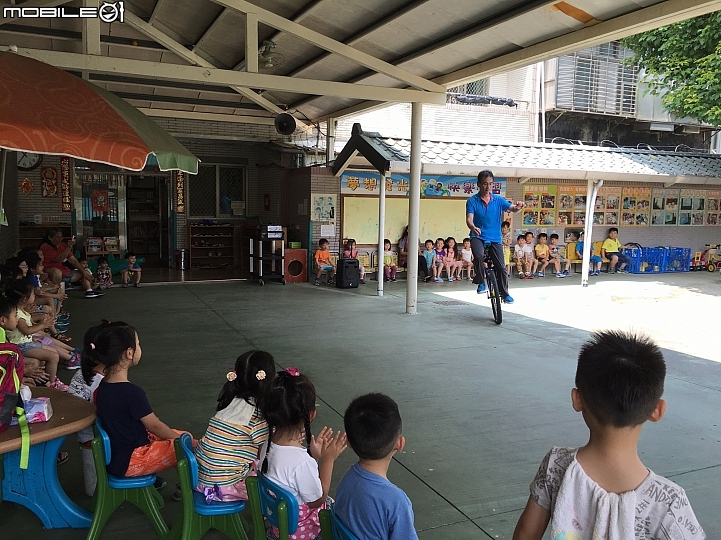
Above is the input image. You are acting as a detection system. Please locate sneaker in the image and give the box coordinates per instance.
[314,279,320,286]
[594,270,601,276]
[423,276,431,283]
[328,279,335,285]
[134,283,141,288]
[503,295,514,304]
[154,476,167,490]
[360,278,366,284]
[122,283,129,288]
[563,270,570,276]
[64,284,74,291]
[50,377,69,392]
[434,277,442,282]
[526,273,534,279]
[447,277,453,282]
[172,483,182,502]
[65,352,81,370]
[391,277,397,282]
[537,271,544,278]
[556,272,564,278]
[85,290,104,298]
[609,269,617,274]
[477,283,487,294]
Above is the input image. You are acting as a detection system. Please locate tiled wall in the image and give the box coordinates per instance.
[309,167,340,253]
[15,154,69,224]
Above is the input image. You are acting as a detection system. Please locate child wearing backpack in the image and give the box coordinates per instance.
[0,296,24,433]
[512,330,705,540]
[263,368,348,540]
[93,320,192,489]
[194,350,275,502]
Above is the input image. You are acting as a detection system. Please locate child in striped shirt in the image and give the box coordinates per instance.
[194,350,276,501]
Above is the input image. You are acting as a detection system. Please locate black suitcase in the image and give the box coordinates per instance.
[336,258,360,289]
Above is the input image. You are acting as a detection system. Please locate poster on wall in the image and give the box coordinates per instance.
[679,189,706,226]
[650,188,679,226]
[340,171,506,198]
[311,193,336,222]
[557,186,587,225]
[41,167,58,197]
[621,187,651,227]
[706,190,721,225]
[594,187,621,226]
[91,190,109,213]
[522,185,556,226]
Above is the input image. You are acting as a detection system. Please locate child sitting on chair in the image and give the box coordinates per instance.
[313,238,335,286]
[343,239,366,284]
[461,238,474,281]
[121,252,142,288]
[548,233,571,278]
[512,331,705,540]
[334,393,419,540]
[383,239,397,282]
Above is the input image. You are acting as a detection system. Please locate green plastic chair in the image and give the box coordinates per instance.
[246,475,299,540]
[319,509,361,540]
[168,434,250,540]
[86,420,168,540]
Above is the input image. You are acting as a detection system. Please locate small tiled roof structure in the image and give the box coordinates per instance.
[333,124,721,184]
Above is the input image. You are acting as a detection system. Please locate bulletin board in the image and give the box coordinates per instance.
[342,197,469,245]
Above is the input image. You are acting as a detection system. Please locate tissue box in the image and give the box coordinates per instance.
[11,397,53,425]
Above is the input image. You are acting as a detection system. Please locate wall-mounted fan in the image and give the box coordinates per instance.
[259,41,284,69]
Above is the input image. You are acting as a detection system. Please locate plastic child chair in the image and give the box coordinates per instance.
[246,475,300,540]
[319,509,361,540]
[167,433,250,540]
[86,419,168,540]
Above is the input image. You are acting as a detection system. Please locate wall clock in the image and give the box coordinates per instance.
[17,152,43,171]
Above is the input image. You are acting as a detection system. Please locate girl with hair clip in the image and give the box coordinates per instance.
[193,350,276,502]
[444,237,463,281]
[263,368,348,540]
[342,239,366,284]
[93,320,192,490]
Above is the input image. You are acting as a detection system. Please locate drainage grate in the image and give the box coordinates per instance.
[433,300,470,306]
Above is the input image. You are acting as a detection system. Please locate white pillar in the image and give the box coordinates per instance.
[581,179,603,287]
[326,118,335,166]
[377,172,387,297]
[406,103,422,314]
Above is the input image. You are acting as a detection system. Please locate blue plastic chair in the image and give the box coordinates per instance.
[246,474,299,540]
[168,433,249,540]
[319,509,361,540]
[87,419,168,539]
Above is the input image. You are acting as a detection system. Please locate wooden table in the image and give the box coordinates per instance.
[0,387,96,529]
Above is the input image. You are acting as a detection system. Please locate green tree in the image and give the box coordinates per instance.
[623,13,721,127]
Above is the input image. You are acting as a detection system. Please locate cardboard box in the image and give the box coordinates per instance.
[11,397,53,425]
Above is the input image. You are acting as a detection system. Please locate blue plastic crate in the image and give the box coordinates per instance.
[624,247,667,274]
[663,247,691,272]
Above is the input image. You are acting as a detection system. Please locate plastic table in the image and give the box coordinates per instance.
[0,387,96,528]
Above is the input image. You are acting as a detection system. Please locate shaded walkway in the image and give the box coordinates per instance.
[3,278,720,539]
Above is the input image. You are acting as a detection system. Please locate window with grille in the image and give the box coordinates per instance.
[189,165,246,218]
[555,41,638,116]
[446,78,489,104]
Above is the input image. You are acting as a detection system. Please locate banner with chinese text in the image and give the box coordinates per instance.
[679,189,706,226]
[706,190,721,225]
[651,188,680,226]
[621,187,651,227]
[340,172,506,198]
[522,184,557,226]
[60,157,72,212]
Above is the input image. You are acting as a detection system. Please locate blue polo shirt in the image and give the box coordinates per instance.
[466,193,511,243]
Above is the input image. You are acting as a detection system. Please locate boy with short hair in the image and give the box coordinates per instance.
[524,232,538,275]
[548,234,571,278]
[334,393,418,540]
[78,258,98,289]
[121,252,142,288]
[501,222,512,276]
[601,227,630,274]
[514,235,532,279]
[576,235,603,276]
[422,239,436,283]
[313,238,335,286]
[533,233,550,277]
[512,330,705,540]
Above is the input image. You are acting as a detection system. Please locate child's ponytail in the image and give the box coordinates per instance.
[80,319,137,382]
[216,350,276,414]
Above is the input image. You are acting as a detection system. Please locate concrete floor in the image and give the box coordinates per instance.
[2,271,720,539]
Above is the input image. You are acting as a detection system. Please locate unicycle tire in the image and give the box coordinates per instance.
[486,268,502,325]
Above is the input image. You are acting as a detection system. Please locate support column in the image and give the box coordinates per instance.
[581,179,603,287]
[377,172,386,297]
[406,103,422,314]
[326,118,335,166]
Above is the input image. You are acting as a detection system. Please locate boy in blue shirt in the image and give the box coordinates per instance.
[421,239,436,283]
[576,234,603,276]
[334,393,418,540]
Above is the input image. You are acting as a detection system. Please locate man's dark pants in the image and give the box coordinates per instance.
[470,238,509,297]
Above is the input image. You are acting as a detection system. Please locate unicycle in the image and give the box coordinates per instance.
[483,242,502,325]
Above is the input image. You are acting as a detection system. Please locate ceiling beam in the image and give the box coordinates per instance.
[0,24,165,50]
[212,0,445,93]
[314,0,721,121]
[0,0,73,25]
[6,47,447,104]
[234,0,328,71]
[192,8,228,52]
[435,0,721,88]
[148,0,165,25]
[245,11,258,73]
[122,11,307,127]
[82,0,100,56]
[139,108,276,125]
[115,91,264,110]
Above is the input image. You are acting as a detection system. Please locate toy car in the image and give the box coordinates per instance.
[698,244,721,272]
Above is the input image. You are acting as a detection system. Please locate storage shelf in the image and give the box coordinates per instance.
[189,223,236,268]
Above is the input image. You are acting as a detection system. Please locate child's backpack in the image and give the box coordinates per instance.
[0,340,30,468]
